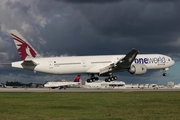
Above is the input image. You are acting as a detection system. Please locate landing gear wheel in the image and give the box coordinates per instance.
[162,68,169,77]
[95,77,99,81]
[87,79,90,83]
[87,74,99,82]
[163,73,167,76]
[104,76,118,82]
[104,77,111,82]
[107,78,111,82]
[92,78,96,82]
[113,76,117,80]
[87,79,93,83]
[110,77,114,81]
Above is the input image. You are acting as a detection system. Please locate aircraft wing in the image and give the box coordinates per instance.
[99,49,138,76]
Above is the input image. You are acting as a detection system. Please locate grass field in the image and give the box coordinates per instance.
[0,92,180,120]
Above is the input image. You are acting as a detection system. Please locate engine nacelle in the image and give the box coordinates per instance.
[129,64,147,75]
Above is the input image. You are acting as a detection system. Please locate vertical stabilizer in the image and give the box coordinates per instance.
[10,30,41,60]
[74,75,81,82]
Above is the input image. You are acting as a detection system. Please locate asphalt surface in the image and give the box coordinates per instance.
[0,88,180,92]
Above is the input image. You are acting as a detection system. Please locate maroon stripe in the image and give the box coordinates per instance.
[12,37,25,44]
[11,33,25,43]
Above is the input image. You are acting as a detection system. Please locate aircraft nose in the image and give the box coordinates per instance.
[172,60,175,65]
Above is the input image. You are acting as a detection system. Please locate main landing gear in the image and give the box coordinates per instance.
[105,76,117,82]
[86,74,99,83]
[104,73,117,82]
[86,73,118,83]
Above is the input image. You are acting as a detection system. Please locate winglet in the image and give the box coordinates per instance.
[10,30,41,60]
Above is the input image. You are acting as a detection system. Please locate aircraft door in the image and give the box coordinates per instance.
[82,60,86,67]
[49,61,53,69]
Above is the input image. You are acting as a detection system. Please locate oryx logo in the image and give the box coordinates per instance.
[142,67,144,70]
[11,33,37,60]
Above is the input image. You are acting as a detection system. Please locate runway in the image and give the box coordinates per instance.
[1,88,180,92]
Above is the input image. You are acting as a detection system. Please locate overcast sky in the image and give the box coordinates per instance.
[0,0,180,84]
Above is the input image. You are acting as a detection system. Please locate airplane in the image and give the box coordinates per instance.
[44,75,81,89]
[10,30,175,83]
[0,83,6,88]
[1,83,23,88]
[84,80,125,89]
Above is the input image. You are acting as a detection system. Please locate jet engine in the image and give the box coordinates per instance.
[129,64,147,75]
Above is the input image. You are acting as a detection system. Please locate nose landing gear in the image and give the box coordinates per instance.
[163,73,167,76]
[163,68,169,76]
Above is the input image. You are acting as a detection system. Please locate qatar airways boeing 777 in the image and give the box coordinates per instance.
[10,30,175,82]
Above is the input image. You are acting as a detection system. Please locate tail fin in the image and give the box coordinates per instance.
[1,83,6,88]
[10,30,41,60]
[73,75,81,82]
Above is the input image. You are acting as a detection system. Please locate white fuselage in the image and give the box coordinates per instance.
[12,54,174,75]
[44,81,80,88]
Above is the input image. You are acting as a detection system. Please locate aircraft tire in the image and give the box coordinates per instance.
[113,76,117,80]
[95,77,99,80]
[163,73,167,76]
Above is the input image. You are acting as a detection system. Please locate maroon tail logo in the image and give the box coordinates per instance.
[11,33,37,60]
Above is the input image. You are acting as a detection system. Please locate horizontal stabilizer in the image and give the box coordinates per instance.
[21,60,38,66]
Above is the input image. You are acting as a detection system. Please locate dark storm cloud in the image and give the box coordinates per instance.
[5,0,30,12]
[144,0,180,3]
[3,0,178,57]
[62,0,122,4]
[33,0,180,56]
[75,1,180,53]
[2,0,180,57]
